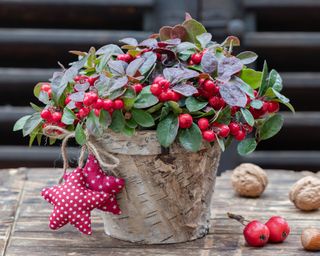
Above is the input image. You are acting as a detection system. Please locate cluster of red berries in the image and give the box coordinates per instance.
[150,76,181,102]
[189,51,204,65]
[242,216,290,247]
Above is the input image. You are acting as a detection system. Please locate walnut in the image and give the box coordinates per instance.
[231,163,268,198]
[289,176,320,211]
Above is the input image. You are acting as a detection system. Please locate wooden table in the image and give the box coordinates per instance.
[0,168,319,255]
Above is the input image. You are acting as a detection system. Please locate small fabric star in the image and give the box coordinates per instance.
[41,168,109,235]
[82,154,125,214]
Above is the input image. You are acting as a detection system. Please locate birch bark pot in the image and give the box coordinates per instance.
[89,130,221,244]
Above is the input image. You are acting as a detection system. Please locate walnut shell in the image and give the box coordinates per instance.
[289,176,320,211]
[231,163,268,198]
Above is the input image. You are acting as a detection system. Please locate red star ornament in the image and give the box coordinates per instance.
[82,154,125,215]
[41,168,109,235]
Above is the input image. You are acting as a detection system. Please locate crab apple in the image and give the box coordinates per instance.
[267,101,280,113]
[234,130,246,141]
[179,114,193,129]
[113,99,124,109]
[191,53,202,65]
[40,83,51,92]
[117,53,132,63]
[133,83,143,94]
[265,216,290,243]
[102,99,114,110]
[217,124,230,138]
[202,130,216,142]
[198,118,209,131]
[78,107,90,119]
[150,83,162,96]
[40,109,52,120]
[243,220,270,247]
[51,112,62,123]
[229,122,241,135]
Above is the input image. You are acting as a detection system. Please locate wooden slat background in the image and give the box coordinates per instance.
[0,168,319,255]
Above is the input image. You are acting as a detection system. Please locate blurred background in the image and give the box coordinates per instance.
[0,0,319,173]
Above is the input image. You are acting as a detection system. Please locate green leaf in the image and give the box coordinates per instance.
[258,61,269,96]
[86,111,102,136]
[22,113,42,137]
[75,123,86,145]
[283,102,295,113]
[33,82,43,98]
[30,102,42,112]
[156,113,179,147]
[122,125,135,136]
[268,69,283,92]
[168,101,182,114]
[49,137,56,145]
[99,109,112,128]
[159,104,171,121]
[196,32,212,49]
[237,138,257,155]
[36,133,42,145]
[139,52,157,74]
[132,109,155,128]
[250,100,263,109]
[182,19,207,46]
[123,97,136,111]
[216,137,225,152]
[134,92,159,109]
[126,118,138,128]
[236,51,258,65]
[62,107,76,125]
[147,102,164,114]
[13,115,31,131]
[185,97,208,112]
[29,125,41,146]
[240,68,262,89]
[259,114,284,140]
[178,123,202,152]
[241,108,255,126]
[38,90,50,104]
[273,89,290,104]
[215,106,231,124]
[109,110,125,133]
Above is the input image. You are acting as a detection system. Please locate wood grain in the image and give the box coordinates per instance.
[1,167,319,255]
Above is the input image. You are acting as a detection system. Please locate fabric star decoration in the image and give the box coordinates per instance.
[41,168,109,235]
[82,154,125,215]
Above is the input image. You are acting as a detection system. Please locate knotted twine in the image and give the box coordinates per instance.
[42,125,120,184]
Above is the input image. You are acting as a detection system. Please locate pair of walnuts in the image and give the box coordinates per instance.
[231,163,320,211]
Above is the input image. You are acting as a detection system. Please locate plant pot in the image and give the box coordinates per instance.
[89,130,221,244]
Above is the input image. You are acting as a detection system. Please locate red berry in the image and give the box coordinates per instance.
[150,83,162,96]
[203,80,219,94]
[231,106,239,115]
[40,109,52,120]
[133,83,143,94]
[117,54,132,63]
[243,124,253,134]
[234,130,246,141]
[78,107,90,119]
[47,89,52,98]
[209,96,222,110]
[64,95,71,105]
[94,108,101,117]
[198,118,209,131]
[188,60,194,66]
[166,89,175,101]
[198,78,206,85]
[202,130,216,142]
[219,98,226,108]
[83,92,98,106]
[217,124,230,138]
[229,122,240,135]
[153,76,164,84]
[253,90,258,97]
[171,91,181,101]
[102,99,114,110]
[75,102,83,109]
[243,220,270,247]
[74,75,88,84]
[93,98,104,109]
[113,99,124,109]
[156,53,162,60]
[178,114,193,129]
[87,76,99,86]
[159,79,170,90]
[267,101,280,113]
[158,91,170,102]
[40,83,51,92]
[265,216,290,243]
[191,53,202,65]
[51,112,62,122]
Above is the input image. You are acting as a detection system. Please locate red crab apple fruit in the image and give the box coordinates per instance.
[244,220,270,247]
[202,130,216,142]
[265,216,290,243]
[198,118,209,131]
[178,114,193,129]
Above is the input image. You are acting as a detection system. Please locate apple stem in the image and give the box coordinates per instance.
[227,212,250,226]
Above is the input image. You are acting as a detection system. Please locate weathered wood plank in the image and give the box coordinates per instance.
[1,168,319,255]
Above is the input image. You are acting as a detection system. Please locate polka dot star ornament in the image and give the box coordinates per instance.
[82,154,125,214]
[41,168,109,235]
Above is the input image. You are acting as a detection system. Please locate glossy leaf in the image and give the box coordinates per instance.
[236,51,258,65]
[13,115,32,131]
[268,69,283,92]
[259,114,284,140]
[239,68,262,89]
[237,138,257,155]
[241,108,255,126]
[22,113,42,137]
[119,37,138,46]
[258,61,269,96]
[75,123,86,145]
[185,96,208,112]
[109,110,125,133]
[62,107,76,125]
[182,19,207,46]
[219,81,247,107]
[126,58,144,77]
[172,83,198,96]
[201,51,218,74]
[132,109,155,127]
[156,113,179,147]
[196,32,212,49]
[218,56,243,82]
[178,123,202,152]
[139,52,157,74]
